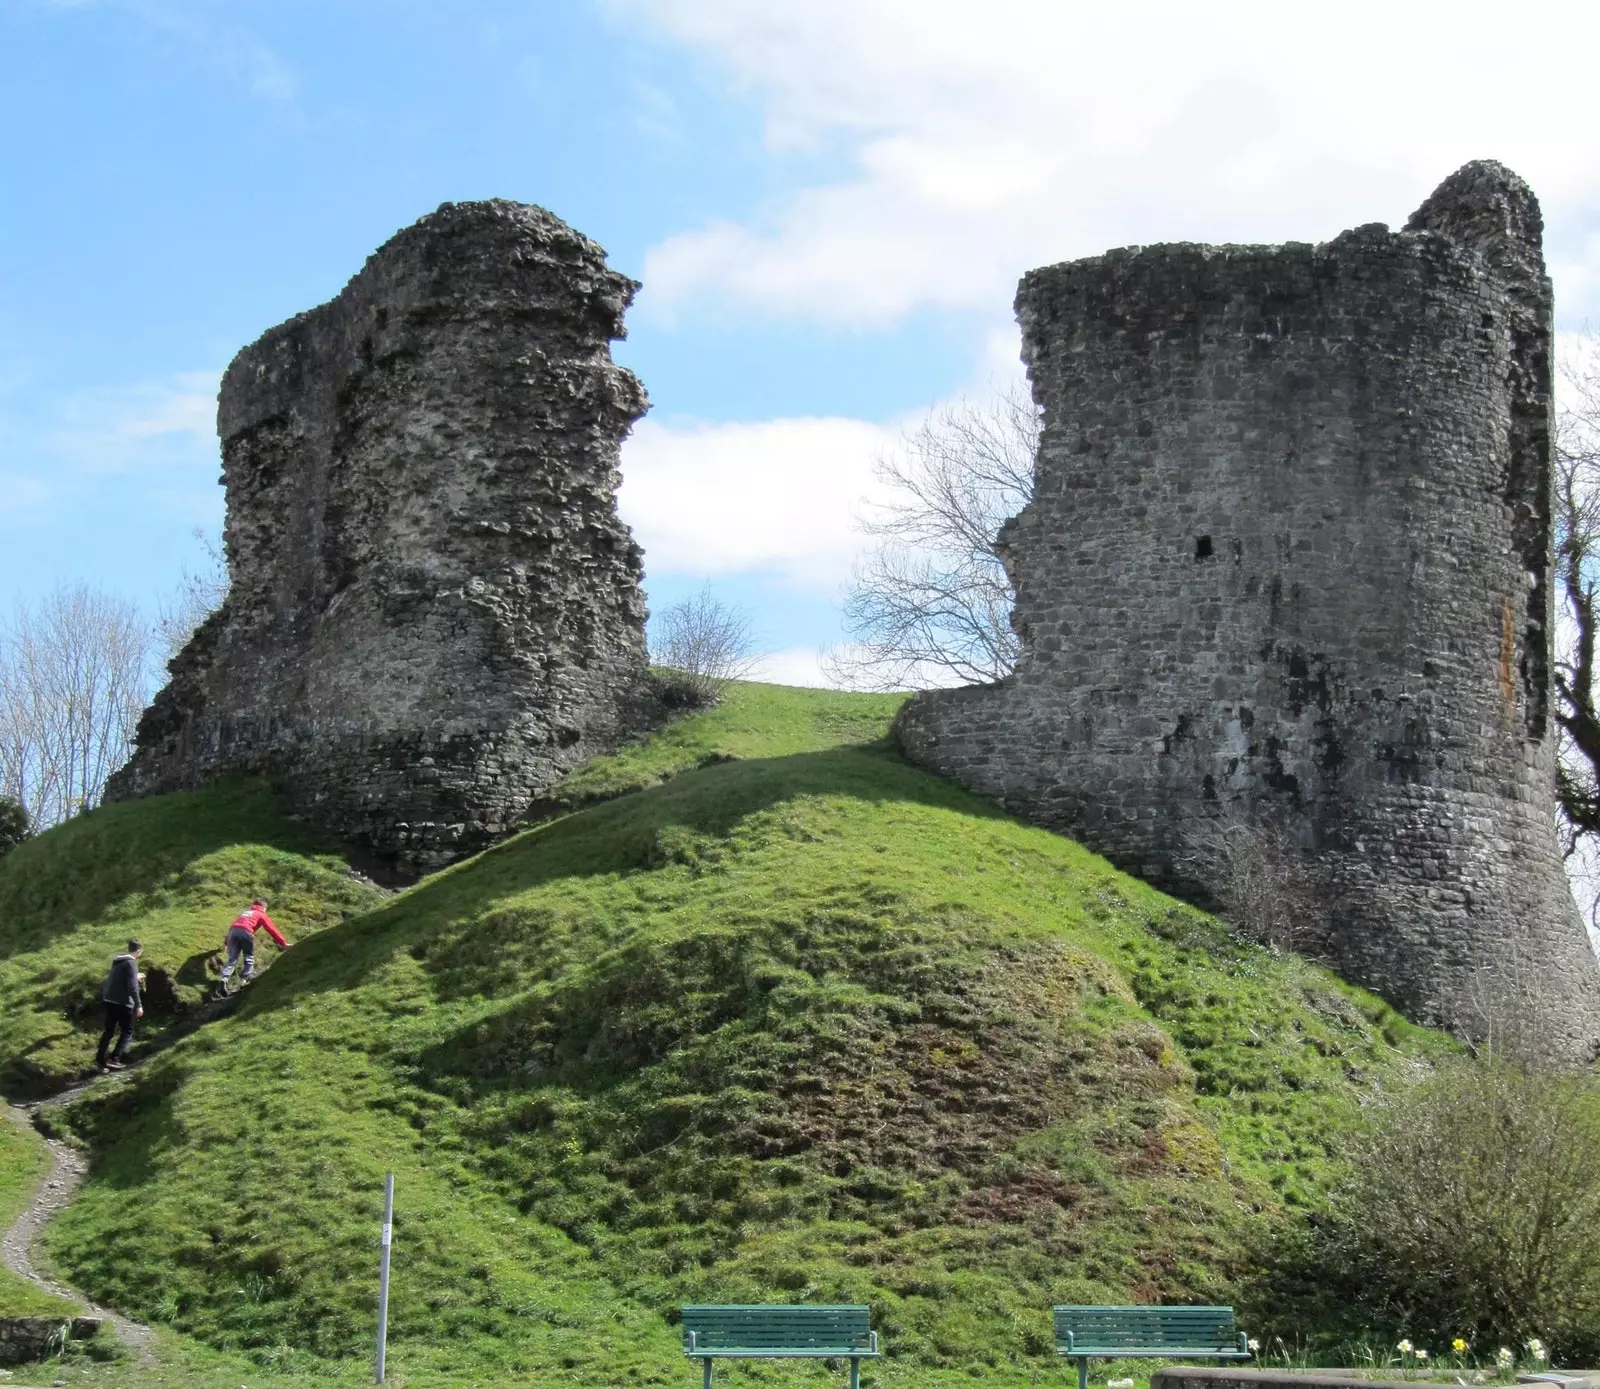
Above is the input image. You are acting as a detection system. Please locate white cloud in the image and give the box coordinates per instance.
[619,413,898,590]
[0,370,222,529]
[745,644,961,692]
[617,0,1600,327]
[43,1,297,101]
[747,646,834,688]
[632,78,686,145]
[46,371,219,478]
[0,474,54,523]
[617,331,1038,598]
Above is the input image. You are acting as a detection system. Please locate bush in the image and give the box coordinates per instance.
[650,586,756,708]
[1319,1056,1600,1362]
[0,795,27,858]
[1177,810,1331,954]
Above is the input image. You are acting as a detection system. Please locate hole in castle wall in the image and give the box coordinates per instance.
[1195,535,1214,560]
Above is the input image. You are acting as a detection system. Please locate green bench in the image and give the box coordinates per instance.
[681,1305,880,1389]
[1054,1305,1251,1389]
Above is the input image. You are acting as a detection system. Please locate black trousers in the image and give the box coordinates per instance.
[96,1002,135,1066]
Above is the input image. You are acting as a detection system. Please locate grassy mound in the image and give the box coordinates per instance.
[0,778,384,1098]
[1,685,1452,1385]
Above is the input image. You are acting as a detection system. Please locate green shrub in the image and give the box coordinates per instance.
[0,796,27,858]
[1319,1056,1600,1362]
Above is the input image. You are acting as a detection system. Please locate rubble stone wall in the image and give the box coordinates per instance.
[0,1317,100,1366]
[107,200,660,876]
[896,162,1600,1057]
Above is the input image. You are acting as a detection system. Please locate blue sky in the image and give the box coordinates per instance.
[6,0,1600,684]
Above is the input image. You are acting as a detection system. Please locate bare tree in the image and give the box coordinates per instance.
[0,585,151,829]
[1554,346,1600,844]
[650,584,757,707]
[826,385,1038,691]
[155,527,228,664]
[1550,339,1600,955]
[1176,808,1332,955]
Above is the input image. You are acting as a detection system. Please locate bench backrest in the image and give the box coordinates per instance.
[1054,1306,1238,1351]
[681,1305,874,1353]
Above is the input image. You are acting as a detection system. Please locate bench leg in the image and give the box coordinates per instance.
[702,1358,712,1389]
[1078,1358,1088,1389]
[850,1357,861,1389]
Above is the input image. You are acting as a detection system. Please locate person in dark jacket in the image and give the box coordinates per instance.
[95,939,143,1072]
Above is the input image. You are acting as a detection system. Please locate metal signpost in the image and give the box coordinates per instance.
[376,1173,394,1383]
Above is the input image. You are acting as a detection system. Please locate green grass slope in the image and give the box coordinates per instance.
[0,1111,77,1316]
[1,685,1453,1385]
[0,778,385,1098]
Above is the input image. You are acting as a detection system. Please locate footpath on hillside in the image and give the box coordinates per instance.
[2,1097,154,1361]
[0,978,263,1364]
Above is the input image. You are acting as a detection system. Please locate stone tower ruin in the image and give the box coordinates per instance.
[896,161,1600,1058]
[108,200,659,876]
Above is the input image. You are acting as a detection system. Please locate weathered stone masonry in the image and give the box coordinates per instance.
[107,200,659,876]
[896,162,1600,1057]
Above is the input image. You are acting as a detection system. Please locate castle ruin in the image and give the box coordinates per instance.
[107,200,659,877]
[896,162,1600,1058]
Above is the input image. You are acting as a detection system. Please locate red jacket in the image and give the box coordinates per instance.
[229,906,288,949]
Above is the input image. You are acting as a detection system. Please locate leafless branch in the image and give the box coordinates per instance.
[0,585,151,828]
[1551,335,1600,956]
[650,585,757,707]
[1176,807,1332,955]
[155,527,228,664]
[827,385,1038,691]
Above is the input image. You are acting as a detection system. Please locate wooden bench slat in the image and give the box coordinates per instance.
[681,1305,880,1389]
[1052,1304,1251,1382]
[685,1349,875,1359]
[1061,1328,1238,1333]
[685,1327,868,1334]
[1055,1308,1236,1314]
[681,1305,877,1355]
[1062,1337,1248,1344]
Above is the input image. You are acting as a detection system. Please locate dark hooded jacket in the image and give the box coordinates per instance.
[102,953,141,1010]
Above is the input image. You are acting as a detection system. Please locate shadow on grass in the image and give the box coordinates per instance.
[0,778,335,964]
[238,744,1010,1022]
[55,1056,197,1192]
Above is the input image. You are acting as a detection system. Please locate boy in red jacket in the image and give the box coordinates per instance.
[219,899,289,987]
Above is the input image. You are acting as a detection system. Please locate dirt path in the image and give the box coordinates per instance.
[2,1098,156,1360]
[0,988,254,1366]
[0,970,285,1364]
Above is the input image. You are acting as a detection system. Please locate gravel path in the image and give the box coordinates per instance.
[0,973,285,1365]
[2,1086,157,1359]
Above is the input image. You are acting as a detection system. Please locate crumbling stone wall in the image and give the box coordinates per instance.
[0,1318,100,1366]
[896,162,1600,1058]
[108,200,659,877]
